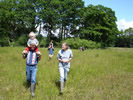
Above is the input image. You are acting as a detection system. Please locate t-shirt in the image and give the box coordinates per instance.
[49,48,53,55]
[57,49,73,67]
[26,50,38,66]
[27,38,39,47]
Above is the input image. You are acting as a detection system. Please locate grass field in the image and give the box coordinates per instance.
[0,47,133,100]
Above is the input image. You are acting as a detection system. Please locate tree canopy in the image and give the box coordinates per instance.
[0,0,120,48]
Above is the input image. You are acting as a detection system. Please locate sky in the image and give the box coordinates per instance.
[83,0,133,31]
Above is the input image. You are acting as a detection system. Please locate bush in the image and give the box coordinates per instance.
[11,34,47,47]
[115,36,133,47]
[61,38,101,49]
[39,37,47,47]
[11,35,28,47]
[0,37,9,46]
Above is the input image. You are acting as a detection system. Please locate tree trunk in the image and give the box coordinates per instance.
[60,25,63,41]
[8,38,11,46]
[38,23,41,34]
[64,27,66,39]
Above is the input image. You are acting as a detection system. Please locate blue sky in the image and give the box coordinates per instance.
[83,0,133,30]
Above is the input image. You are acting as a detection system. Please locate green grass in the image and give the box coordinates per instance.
[0,47,133,100]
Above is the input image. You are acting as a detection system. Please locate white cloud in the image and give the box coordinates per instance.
[116,19,133,31]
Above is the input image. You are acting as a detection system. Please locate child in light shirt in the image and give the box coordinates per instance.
[23,32,41,55]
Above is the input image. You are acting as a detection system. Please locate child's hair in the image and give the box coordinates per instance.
[29,32,35,37]
[63,42,69,49]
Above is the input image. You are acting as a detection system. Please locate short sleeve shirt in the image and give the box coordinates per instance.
[49,48,53,55]
[57,49,73,67]
[27,38,39,47]
[26,50,38,66]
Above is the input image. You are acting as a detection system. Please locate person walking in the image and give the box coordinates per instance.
[48,44,54,59]
[57,43,73,95]
[22,41,41,97]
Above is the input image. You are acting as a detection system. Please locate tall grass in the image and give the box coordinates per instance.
[0,47,133,100]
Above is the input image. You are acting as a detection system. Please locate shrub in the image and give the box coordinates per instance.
[61,38,101,49]
[0,37,9,46]
[11,35,28,47]
[39,37,47,47]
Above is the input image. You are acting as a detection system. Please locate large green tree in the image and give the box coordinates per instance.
[115,27,133,47]
[57,0,84,40]
[0,0,120,47]
[74,5,119,46]
[37,0,60,44]
[0,0,41,46]
[0,0,16,46]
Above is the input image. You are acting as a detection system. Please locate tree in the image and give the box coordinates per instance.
[115,27,133,47]
[125,27,133,36]
[0,0,16,46]
[57,0,84,41]
[0,0,40,46]
[0,0,120,47]
[37,0,60,44]
[74,5,119,47]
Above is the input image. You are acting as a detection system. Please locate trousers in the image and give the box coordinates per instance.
[26,65,37,84]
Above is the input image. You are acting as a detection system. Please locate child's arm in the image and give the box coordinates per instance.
[35,39,39,46]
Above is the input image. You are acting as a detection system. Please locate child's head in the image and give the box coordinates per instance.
[50,44,52,48]
[30,44,36,51]
[62,42,68,50]
[30,41,36,50]
[29,32,35,40]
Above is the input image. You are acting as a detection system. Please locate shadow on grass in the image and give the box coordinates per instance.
[23,80,38,89]
[54,80,60,90]
[23,81,31,89]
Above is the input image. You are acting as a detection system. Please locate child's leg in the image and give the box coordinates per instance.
[31,65,37,84]
[35,47,39,52]
[35,47,41,55]
[64,67,70,81]
[31,65,37,97]
[59,66,65,82]
[26,65,31,82]
[26,47,30,52]
[22,47,30,54]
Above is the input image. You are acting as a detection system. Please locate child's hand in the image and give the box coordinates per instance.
[62,60,69,63]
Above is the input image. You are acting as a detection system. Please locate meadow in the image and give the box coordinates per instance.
[0,47,133,100]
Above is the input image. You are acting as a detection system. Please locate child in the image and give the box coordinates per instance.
[49,40,53,48]
[22,41,41,97]
[48,44,54,59]
[80,47,82,52]
[57,43,73,95]
[23,32,41,55]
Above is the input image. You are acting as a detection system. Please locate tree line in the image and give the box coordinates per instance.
[0,0,132,48]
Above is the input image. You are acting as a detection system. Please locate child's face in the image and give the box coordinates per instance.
[30,44,36,50]
[30,36,35,40]
[62,44,67,50]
